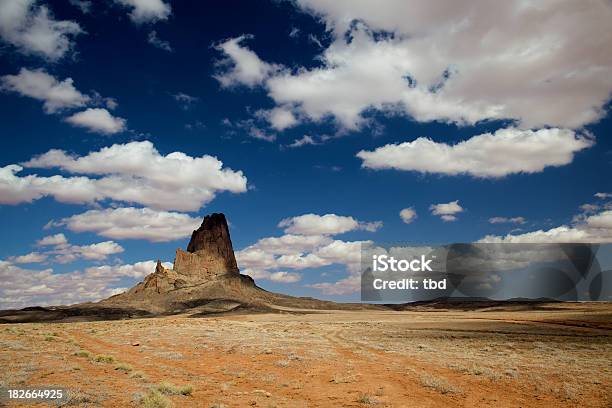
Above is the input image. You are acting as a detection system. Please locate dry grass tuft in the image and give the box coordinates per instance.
[73,350,92,358]
[560,382,579,401]
[275,360,290,368]
[420,373,462,394]
[157,381,193,396]
[94,354,115,363]
[115,362,133,372]
[130,371,147,380]
[141,390,173,408]
[357,392,377,405]
[330,373,357,384]
[62,389,98,405]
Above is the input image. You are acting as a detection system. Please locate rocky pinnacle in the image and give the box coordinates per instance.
[179,213,239,276]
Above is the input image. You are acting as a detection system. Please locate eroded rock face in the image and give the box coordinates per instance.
[107,213,244,309]
[133,260,188,294]
[173,248,238,279]
[178,213,239,277]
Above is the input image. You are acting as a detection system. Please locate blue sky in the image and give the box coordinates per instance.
[1,0,611,307]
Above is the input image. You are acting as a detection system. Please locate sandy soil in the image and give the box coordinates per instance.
[0,302,610,407]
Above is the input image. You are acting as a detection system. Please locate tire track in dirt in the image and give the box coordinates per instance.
[65,326,390,407]
[320,326,468,407]
[320,324,570,408]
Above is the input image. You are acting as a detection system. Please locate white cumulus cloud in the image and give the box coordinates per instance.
[357,128,593,178]
[64,108,127,134]
[258,107,298,131]
[9,252,47,264]
[480,209,612,243]
[115,0,171,24]
[430,200,463,222]
[50,240,124,264]
[36,233,68,246]
[278,213,381,235]
[0,141,248,211]
[0,0,82,60]
[0,259,169,309]
[85,260,172,279]
[1,68,90,113]
[272,0,612,130]
[236,213,375,292]
[8,234,123,264]
[54,207,201,242]
[214,35,280,88]
[237,236,368,290]
[399,207,417,224]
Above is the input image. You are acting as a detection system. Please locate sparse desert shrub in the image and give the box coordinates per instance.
[561,383,579,401]
[420,373,462,394]
[330,373,356,384]
[63,389,97,405]
[462,365,502,381]
[275,360,290,368]
[481,367,502,381]
[504,368,519,378]
[74,350,92,358]
[209,404,227,408]
[141,390,173,408]
[252,389,271,397]
[157,382,193,396]
[467,366,484,375]
[94,354,114,363]
[357,393,377,405]
[287,353,302,361]
[130,371,147,380]
[44,335,56,341]
[115,362,133,372]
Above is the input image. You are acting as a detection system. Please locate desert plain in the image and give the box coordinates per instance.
[0,302,610,408]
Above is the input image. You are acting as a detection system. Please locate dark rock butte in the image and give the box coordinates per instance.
[177,213,240,278]
[0,212,383,322]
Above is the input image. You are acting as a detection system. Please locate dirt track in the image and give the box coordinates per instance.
[1,303,610,407]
